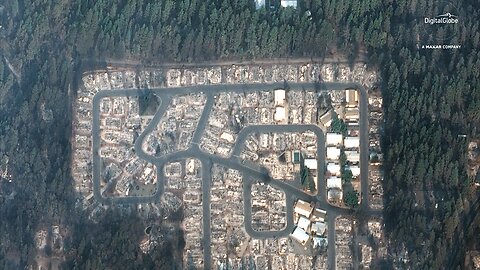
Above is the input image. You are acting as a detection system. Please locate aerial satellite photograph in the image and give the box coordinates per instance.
[0,0,479,269]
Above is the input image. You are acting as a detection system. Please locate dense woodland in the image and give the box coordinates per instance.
[0,0,479,269]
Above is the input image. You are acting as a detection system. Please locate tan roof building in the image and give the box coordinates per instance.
[311,208,327,222]
[345,150,360,163]
[345,108,360,120]
[346,89,359,107]
[320,109,334,127]
[294,200,313,218]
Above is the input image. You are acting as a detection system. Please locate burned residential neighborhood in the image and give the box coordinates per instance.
[69,61,387,269]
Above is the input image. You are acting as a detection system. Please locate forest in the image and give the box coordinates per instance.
[0,0,479,269]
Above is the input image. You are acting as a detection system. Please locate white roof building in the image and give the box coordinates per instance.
[326,147,341,160]
[281,0,297,8]
[274,89,286,106]
[297,216,311,231]
[304,158,317,170]
[291,227,309,245]
[327,177,342,189]
[327,163,341,176]
[344,137,360,149]
[345,150,360,163]
[311,222,326,236]
[349,165,360,177]
[274,106,286,122]
[326,133,343,146]
[294,200,313,218]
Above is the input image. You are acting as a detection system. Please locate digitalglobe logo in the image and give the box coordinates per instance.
[419,0,462,46]
[424,13,459,25]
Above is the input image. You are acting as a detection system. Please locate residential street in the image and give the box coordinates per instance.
[90,81,374,269]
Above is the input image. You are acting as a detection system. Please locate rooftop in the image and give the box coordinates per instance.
[274,106,286,122]
[312,208,327,222]
[297,216,311,231]
[345,108,360,119]
[327,147,341,160]
[311,222,326,236]
[345,89,359,107]
[274,89,286,106]
[281,0,297,8]
[304,158,318,170]
[294,200,313,218]
[326,133,343,146]
[344,136,360,148]
[327,177,342,189]
[327,163,341,175]
[291,227,309,245]
[319,110,334,127]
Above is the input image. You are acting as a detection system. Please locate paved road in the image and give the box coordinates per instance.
[232,124,325,198]
[358,83,371,213]
[201,159,212,270]
[90,81,375,270]
[327,213,338,270]
[243,177,296,239]
[91,89,169,205]
[80,53,368,72]
[352,218,359,270]
[192,93,214,144]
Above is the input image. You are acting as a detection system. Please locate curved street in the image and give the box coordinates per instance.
[91,81,376,270]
